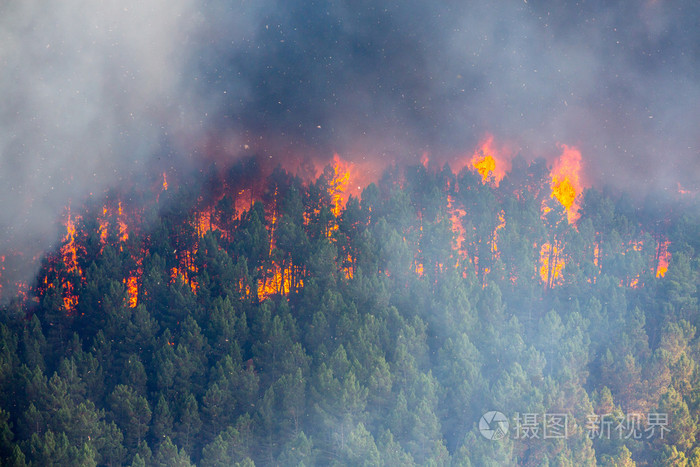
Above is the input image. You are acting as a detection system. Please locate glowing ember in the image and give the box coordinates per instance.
[162,172,168,191]
[550,144,584,223]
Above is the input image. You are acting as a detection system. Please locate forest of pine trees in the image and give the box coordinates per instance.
[0,157,699,466]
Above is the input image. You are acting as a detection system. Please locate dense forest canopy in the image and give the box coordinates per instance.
[0,155,699,466]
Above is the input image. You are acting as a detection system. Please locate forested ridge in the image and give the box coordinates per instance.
[0,157,699,466]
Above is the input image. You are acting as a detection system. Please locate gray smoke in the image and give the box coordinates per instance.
[0,0,204,290]
[1,0,699,296]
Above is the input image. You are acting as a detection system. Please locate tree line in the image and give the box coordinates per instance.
[0,158,698,465]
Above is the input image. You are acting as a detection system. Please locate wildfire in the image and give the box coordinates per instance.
[467,135,511,185]
[257,264,291,301]
[195,206,222,237]
[171,267,198,294]
[117,202,128,243]
[421,152,430,169]
[447,195,467,253]
[3,146,679,312]
[540,242,565,288]
[492,210,506,254]
[125,276,138,308]
[60,210,82,312]
[656,240,671,278]
[328,153,352,217]
[98,206,109,244]
[550,144,584,223]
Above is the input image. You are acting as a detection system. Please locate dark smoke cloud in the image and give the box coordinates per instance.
[1,0,699,294]
[196,0,700,187]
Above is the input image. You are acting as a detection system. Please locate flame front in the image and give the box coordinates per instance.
[550,144,584,223]
[3,146,678,310]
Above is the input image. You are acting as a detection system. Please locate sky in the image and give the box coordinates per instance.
[1,0,699,293]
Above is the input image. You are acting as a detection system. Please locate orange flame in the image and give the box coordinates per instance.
[257,264,291,301]
[421,152,430,169]
[492,210,506,254]
[657,240,671,278]
[60,210,82,312]
[98,205,109,245]
[328,154,352,217]
[447,195,467,253]
[415,262,424,277]
[468,135,510,185]
[550,144,584,223]
[125,276,138,307]
[171,266,198,294]
[539,242,564,287]
[162,172,168,191]
[170,249,198,294]
[195,206,223,237]
[117,202,128,243]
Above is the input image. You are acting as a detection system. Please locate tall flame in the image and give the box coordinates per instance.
[550,144,583,223]
[117,202,128,243]
[447,195,467,253]
[539,242,564,287]
[492,210,506,254]
[60,210,82,312]
[468,135,510,185]
[656,240,671,278]
[125,276,138,308]
[328,153,352,217]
